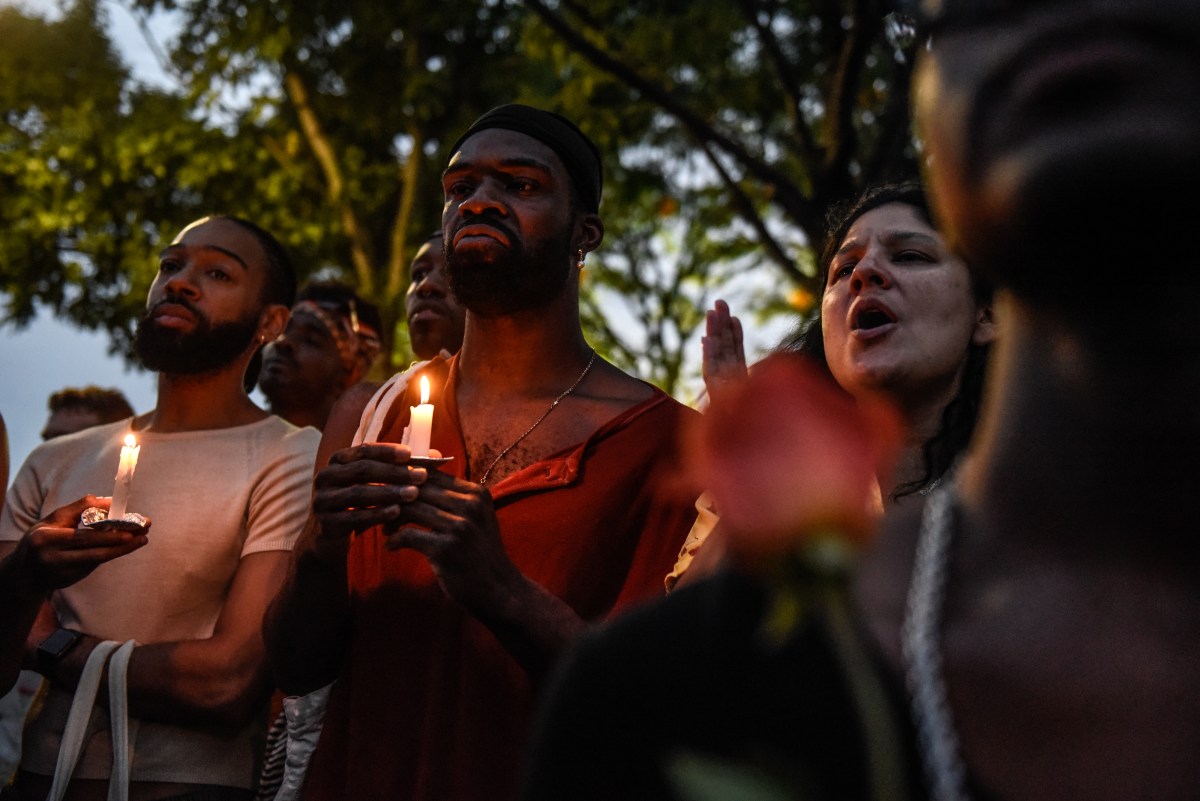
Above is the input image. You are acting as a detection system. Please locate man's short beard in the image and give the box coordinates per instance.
[445,224,574,317]
[135,307,260,376]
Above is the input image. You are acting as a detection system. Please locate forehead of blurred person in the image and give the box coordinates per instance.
[909,0,1200,311]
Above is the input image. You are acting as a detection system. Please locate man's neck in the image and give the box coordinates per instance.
[143,366,266,433]
[455,306,594,397]
[268,397,332,432]
[959,295,1200,548]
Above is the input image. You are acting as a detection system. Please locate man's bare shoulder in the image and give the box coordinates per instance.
[590,361,658,406]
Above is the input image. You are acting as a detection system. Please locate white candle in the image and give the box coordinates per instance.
[109,433,140,520]
[408,376,434,457]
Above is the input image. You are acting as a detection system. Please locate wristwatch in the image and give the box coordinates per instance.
[36,627,83,675]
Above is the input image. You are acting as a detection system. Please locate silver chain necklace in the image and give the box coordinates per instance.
[476,349,597,485]
[902,478,971,801]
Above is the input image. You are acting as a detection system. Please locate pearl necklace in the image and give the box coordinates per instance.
[902,477,971,801]
[476,349,598,485]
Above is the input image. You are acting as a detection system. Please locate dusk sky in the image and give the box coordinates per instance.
[2,0,181,473]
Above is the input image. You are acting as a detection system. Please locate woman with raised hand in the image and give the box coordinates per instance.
[668,179,995,591]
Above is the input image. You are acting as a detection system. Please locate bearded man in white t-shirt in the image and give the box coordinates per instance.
[0,215,320,801]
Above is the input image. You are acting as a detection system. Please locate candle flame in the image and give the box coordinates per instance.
[124,434,137,448]
[420,375,430,404]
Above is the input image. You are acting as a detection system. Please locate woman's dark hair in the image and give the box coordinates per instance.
[776,179,993,500]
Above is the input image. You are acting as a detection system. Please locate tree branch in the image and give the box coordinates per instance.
[699,142,805,284]
[283,66,377,294]
[734,0,816,166]
[522,0,812,223]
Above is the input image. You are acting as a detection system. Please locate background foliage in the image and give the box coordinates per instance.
[0,0,920,395]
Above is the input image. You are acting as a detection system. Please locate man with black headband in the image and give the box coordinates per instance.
[0,216,320,800]
[264,104,700,801]
[260,280,383,431]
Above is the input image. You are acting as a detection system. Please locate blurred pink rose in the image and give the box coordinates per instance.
[688,353,902,565]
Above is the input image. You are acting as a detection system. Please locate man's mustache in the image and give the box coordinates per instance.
[451,215,518,245]
[146,293,206,326]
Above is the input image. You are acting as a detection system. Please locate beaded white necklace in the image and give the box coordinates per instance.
[902,479,971,801]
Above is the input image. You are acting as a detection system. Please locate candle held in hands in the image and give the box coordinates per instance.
[109,433,140,520]
[408,376,434,457]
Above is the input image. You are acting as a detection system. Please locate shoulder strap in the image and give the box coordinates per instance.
[353,360,428,445]
[45,640,118,801]
[43,638,138,801]
[105,640,137,801]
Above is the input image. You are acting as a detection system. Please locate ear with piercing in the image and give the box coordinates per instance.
[577,249,586,270]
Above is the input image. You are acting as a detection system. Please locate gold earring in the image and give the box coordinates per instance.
[577,249,586,270]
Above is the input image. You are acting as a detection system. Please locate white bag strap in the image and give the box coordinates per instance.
[43,638,138,801]
[105,640,137,801]
[45,640,119,801]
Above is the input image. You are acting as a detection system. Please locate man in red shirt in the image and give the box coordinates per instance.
[264,104,699,801]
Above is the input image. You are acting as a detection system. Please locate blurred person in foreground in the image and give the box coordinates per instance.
[262,104,699,801]
[857,0,1200,797]
[40,387,135,442]
[524,1,1200,799]
[258,281,383,432]
[0,215,320,801]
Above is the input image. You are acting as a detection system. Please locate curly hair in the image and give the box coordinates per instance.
[48,386,134,424]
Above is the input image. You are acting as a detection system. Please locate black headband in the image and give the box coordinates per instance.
[449,104,603,212]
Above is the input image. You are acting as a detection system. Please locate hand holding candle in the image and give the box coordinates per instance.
[109,433,140,520]
[408,376,434,457]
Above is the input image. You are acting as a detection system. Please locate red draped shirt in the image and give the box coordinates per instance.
[302,356,700,801]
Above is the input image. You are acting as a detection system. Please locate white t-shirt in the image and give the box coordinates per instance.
[0,415,319,788]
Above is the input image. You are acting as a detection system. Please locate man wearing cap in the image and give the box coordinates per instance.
[259,280,384,431]
[263,104,700,801]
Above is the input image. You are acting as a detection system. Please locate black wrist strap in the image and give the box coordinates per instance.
[36,627,83,675]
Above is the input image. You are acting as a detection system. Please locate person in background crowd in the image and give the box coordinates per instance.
[40,387,135,442]
[0,215,320,801]
[0,409,26,786]
[254,232,468,801]
[258,281,383,432]
[406,231,465,361]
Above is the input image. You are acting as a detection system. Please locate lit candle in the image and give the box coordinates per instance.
[408,376,434,458]
[109,433,140,520]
